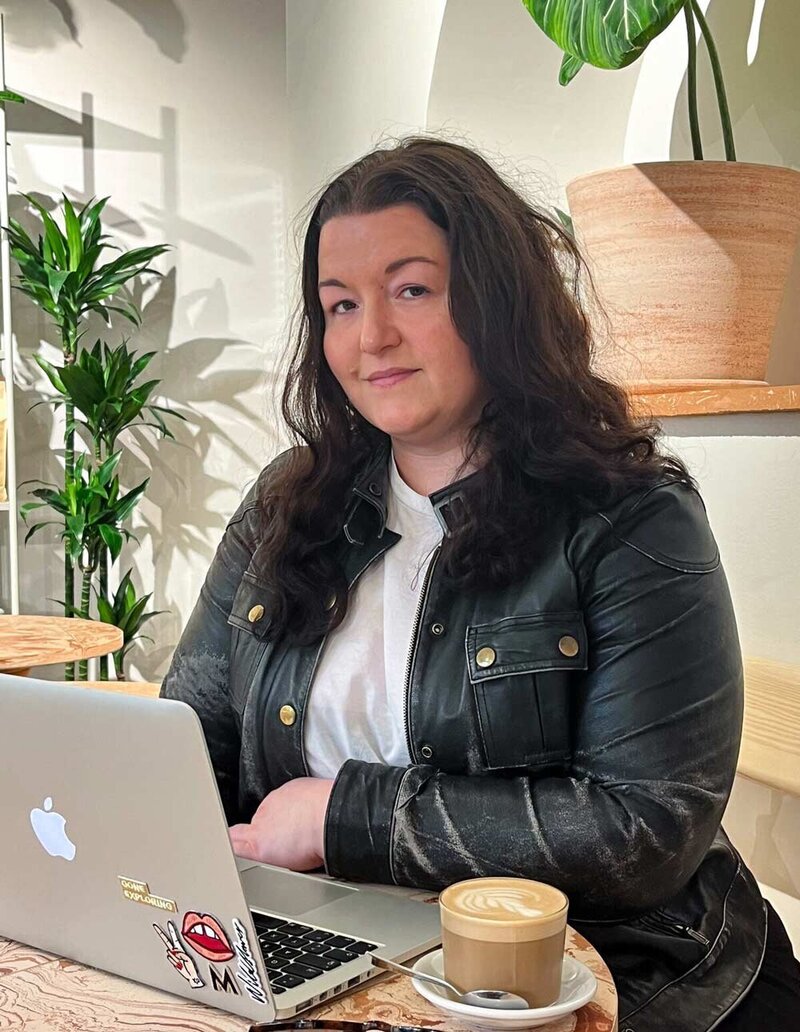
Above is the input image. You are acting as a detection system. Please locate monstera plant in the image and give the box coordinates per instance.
[519,0,800,386]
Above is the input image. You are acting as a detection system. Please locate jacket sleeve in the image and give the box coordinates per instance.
[159,476,265,824]
[323,481,744,918]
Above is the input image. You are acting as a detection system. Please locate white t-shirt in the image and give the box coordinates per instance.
[303,452,444,778]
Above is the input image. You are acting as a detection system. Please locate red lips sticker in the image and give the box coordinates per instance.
[181,911,235,962]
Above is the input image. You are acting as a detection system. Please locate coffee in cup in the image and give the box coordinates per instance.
[439,877,568,1008]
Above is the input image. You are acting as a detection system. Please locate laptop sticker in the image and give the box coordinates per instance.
[210,965,241,995]
[153,920,205,989]
[232,916,268,1004]
[119,875,177,913]
[181,911,235,962]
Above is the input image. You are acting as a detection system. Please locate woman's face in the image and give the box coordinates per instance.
[318,204,489,454]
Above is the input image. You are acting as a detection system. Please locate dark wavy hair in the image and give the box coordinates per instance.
[257,134,692,644]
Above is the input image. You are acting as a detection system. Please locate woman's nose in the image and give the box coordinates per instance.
[359,304,401,354]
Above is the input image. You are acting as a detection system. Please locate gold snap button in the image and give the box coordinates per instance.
[279,704,296,726]
[476,646,496,669]
[247,604,265,623]
[325,593,336,611]
[558,635,579,657]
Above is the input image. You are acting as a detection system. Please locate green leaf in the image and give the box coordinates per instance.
[78,196,110,240]
[0,89,26,104]
[96,450,123,486]
[553,206,575,238]
[46,267,72,303]
[6,218,38,258]
[119,595,152,633]
[96,244,170,278]
[98,523,124,560]
[130,351,157,379]
[76,241,109,282]
[95,595,115,623]
[66,512,85,540]
[103,302,142,326]
[559,51,585,85]
[61,365,107,408]
[130,379,159,406]
[62,194,84,271]
[112,479,149,523]
[520,0,687,73]
[12,251,48,285]
[23,521,58,544]
[23,194,68,268]
[33,354,67,394]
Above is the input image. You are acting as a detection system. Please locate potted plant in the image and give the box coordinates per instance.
[6,195,180,678]
[521,0,800,386]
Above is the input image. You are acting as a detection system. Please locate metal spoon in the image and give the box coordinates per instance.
[372,955,530,1010]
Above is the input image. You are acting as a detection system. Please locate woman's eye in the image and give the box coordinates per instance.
[329,285,429,315]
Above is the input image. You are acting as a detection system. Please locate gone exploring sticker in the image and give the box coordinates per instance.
[118,875,177,913]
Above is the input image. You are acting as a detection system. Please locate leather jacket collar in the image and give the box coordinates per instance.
[343,439,483,544]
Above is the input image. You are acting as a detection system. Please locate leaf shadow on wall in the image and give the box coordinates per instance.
[2,0,187,62]
[117,268,275,681]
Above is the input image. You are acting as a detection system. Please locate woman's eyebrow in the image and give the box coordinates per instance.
[318,255,439,290]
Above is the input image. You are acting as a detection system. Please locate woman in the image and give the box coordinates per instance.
[162,136,799,1030]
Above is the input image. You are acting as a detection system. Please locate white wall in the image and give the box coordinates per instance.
[286,0,447,225]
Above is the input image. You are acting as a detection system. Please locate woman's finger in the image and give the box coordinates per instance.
[228,823,259,860]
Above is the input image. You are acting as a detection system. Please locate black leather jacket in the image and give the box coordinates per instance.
[162,445,767,1031]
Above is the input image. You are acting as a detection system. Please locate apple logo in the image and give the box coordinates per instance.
[30,797,76,861]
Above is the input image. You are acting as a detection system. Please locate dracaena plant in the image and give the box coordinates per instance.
[521,0,735,160]
[95,568,165,681]
[19,451,148,679]
[36,338,185,454]
[32,338,185,677]
[5,194,173,679]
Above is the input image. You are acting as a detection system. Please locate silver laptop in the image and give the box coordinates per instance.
[0,673,441,1022]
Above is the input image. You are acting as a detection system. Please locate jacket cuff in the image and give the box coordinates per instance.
[324,759,407,883]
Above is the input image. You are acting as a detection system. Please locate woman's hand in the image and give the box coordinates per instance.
[228,777,335,871]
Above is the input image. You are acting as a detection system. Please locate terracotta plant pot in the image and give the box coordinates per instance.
[565,161,800,384]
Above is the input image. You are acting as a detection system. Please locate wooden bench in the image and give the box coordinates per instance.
[738,657,800,955]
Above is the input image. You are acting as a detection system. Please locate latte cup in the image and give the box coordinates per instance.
[439,877,568,1009]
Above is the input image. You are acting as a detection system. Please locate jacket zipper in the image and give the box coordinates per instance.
[299,548,390,776]
[638,910,710,946]
[401,545,442,764]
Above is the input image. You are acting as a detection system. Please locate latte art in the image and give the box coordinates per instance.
[442,877,567,928]
[439,877,570,1007]
[457,888,544,919]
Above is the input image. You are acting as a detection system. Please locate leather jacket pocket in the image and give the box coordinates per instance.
[466,612,588,770]
[226,573,274,718]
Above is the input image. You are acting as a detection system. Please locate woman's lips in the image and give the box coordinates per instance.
[181,911,235,962]
[367,370,417,388]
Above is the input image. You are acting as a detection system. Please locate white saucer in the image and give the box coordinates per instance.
[410,948,597,1030]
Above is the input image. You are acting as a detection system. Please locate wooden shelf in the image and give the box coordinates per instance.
[630,383,800,418]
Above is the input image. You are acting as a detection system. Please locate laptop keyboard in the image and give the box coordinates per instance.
[251,913,378,994]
